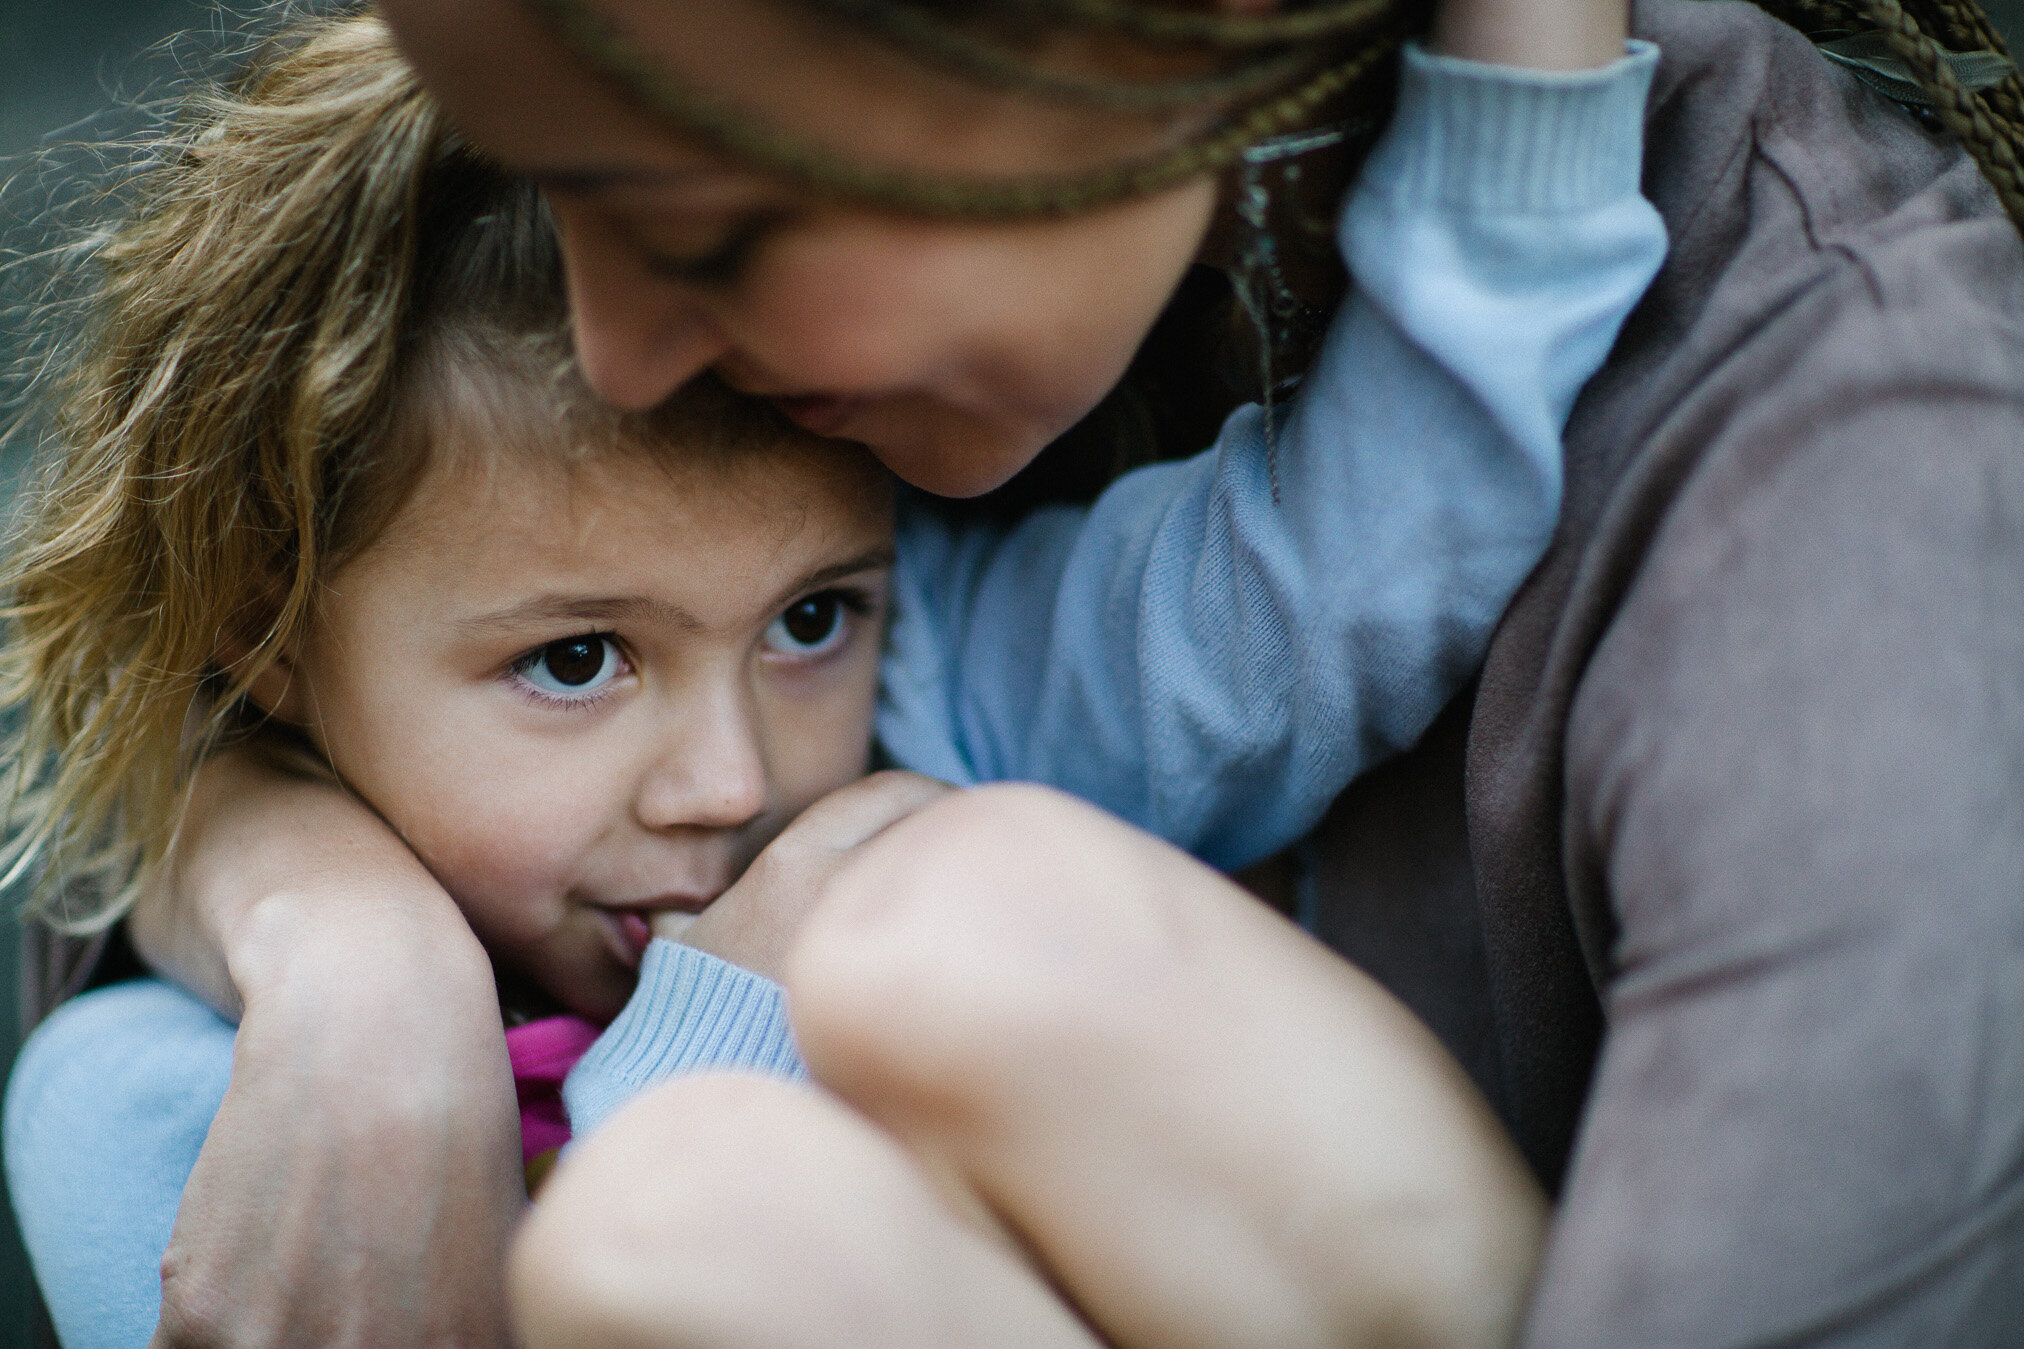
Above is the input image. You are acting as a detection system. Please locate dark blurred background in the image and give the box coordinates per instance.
[3,0,2023,1342]
[3,5,218,1339]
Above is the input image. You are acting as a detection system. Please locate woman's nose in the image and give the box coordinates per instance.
[633,693,770,834]
[556,207,730,411]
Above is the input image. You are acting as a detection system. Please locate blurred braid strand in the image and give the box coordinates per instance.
[524,0,1400,217]
[1856,0,2024,216]
[521,0,2024,232]
[797,0,1326,108]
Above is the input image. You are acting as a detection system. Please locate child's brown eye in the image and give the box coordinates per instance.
[765,592,853,658]
[513,635,625,702]
[543,639,606,686]
[785,597,839,645]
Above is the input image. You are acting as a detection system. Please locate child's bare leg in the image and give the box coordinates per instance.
[785,783,1548,1349]
[510,1073,1103,1349]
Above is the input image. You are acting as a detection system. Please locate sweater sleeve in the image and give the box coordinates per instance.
[562,939,804,1141]
[877,41,1667,871]
[4,979,235,1349]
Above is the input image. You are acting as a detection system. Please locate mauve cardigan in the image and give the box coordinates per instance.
[1307,1,2024,1341]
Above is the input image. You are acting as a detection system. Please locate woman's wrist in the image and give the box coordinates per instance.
[130,744,487,1021]
[222,874,497,1028]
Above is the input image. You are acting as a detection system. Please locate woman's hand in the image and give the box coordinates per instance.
[656,771,955,982]
[130,749,523,1348]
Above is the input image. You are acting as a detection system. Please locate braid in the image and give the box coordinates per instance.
[520,0,2024,234]
[523,0,1401,218]
[1855,0,2024,217]
[1924,0,2024,128]
[800,0,1322,109]
[941,0,1417,45]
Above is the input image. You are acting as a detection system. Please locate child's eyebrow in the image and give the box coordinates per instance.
[457,547,895,635]
[771,548,897,610]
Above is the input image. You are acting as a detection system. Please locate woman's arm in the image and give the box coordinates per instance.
[126,749,523,1348]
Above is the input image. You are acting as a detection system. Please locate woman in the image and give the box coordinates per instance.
[90,0,2024,1344]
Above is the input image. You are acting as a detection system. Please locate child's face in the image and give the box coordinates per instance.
[276,434,894,1021]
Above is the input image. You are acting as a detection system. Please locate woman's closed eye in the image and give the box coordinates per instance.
[763,588,870,662]
[511,634,630,706]
[639,212,783,289]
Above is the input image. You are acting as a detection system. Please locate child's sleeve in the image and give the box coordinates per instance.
[562,938,804,1141]
[878,41,1667,872]
[5,980,236,1349]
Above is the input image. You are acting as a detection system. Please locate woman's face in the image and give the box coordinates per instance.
[379,0,1224,496]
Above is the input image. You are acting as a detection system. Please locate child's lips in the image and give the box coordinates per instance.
[617,912,652,962]
[772,393,863,438]
[596,897,713,968]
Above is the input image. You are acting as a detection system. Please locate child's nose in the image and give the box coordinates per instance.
[633,693,769,833]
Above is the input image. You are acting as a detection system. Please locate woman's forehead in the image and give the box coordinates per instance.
[380,0,1211,188]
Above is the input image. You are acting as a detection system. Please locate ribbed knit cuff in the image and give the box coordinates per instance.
[562,940,806,1142]
[1359,40,1659,213]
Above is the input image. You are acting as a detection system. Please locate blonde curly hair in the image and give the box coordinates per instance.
[0,8,793,931]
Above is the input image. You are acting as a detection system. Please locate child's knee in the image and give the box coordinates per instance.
[513,1074,1011,1349]
[513,1075,826,1347]
[785,783,1217,1115]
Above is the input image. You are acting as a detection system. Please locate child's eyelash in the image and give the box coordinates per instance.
[822,585,876,616]
[506,632,630,710]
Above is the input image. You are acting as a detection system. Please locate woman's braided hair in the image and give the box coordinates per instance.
[522,0,2024,228]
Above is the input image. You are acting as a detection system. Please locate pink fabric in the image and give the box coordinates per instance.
[506,1015,601,1164]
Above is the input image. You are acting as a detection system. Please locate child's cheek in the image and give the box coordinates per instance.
[400,793,592,942]
[766,659,881,820]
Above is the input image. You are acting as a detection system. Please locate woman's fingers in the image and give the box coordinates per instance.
[512,1074,1102,1349]
[667,771,954,979]
[787,783,1547,1349]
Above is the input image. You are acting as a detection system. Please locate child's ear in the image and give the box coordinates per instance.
[219,638,309,725]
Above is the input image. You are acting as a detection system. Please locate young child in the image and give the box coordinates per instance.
[1,9,1662,1344]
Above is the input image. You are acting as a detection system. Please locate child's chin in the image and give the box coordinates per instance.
[527,945,640,1026]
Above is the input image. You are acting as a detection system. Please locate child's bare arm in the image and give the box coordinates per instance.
[1432,0,1626,66]
[127,748,522,1348]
